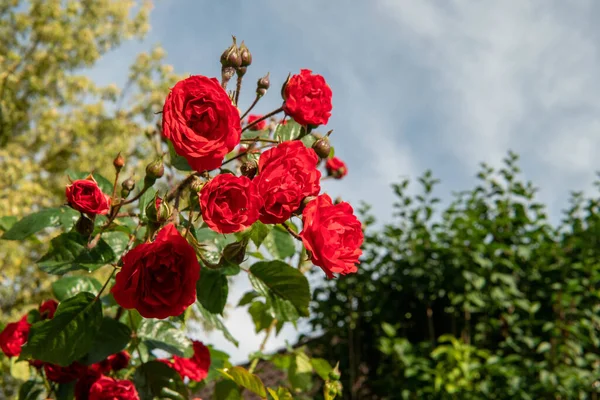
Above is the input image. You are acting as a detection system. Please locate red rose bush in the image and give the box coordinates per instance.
[0,36,360,400]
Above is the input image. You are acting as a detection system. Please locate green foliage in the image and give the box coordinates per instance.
[196,268,229,314]
[311,152,600,399]
[219,366,267,398]
[136,319,193,358]
[133,361,188,400]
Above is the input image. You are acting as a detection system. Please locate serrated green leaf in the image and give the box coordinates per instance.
[52,276,103,301]
[38,232,116,275]
[137,320,193,358]
[102,231,130,258]
[238,291,260,307]
[263,226,295,259]
[219,366,267,398]
[289,352,313,391]
[197,268,228,314]
[249,221,271,249]
[248,301,274,333]
[0,215,17,231]
[2,207,79,240]
[134,360,188,400]
[20,292,103,366]
[214,380,242,400]
[81,317,131,364]
[300,134,317,149]
[196,303,239,347]
[168,140,193,171]
[310,357,333,381]
[274,120,303,142]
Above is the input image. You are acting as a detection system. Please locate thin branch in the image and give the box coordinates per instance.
[248,319,277,374]
[281,223,302,241]
[240,137,279,144]
[234,74,243,107]
[241,107,283,133]
[240,95,260,120]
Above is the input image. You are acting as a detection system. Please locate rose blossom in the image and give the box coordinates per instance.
[44,362,85,383]
[108,350,131,371]
[88,376,139,400]
[325,156,348,179]
[300,194,363,278]
[0,315,30,357]
[246,114,267,131]
[39,299,58,320]
[255,141,321,224]
[200,174,262,234]
[162,75,241,172]
[283,69,333,126]
[160,341,211,382]
[111,224,200,319]
[65,177,111,215]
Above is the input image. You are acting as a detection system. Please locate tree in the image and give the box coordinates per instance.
[310,153,600,399]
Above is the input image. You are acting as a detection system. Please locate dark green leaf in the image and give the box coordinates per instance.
[300,134,317,149]
[219,366,267,398]
[249,221,271,249]
[238,291,260,307]
[249,261,310,318]
[197,268,228,314]
[2,207,79,240]
[81,317,131,364]
[274,120,303,142]
[248,301,274,333]
[263,226,296,259]
[18,380,44,400]
[137,320,193,357]
[206,347,232,382]
[196,303,239,347]
[134,360,188,400]
[102,231,130,258]
[52,276,103,301]
[20,292,103,366]
[138,187,157,219]
[38,232,116,275]
[0,216,17,231]
[214,380,242,400]
[55,382,75,400]
[288,352,313,391]
[168,140,193,171]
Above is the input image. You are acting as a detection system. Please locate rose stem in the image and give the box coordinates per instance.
[281,223,301,241]
[241,107,284,133]
[240,94,260,120]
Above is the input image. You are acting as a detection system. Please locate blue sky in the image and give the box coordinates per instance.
[91,0,600,362]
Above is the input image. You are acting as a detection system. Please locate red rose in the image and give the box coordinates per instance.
[44,362,85,383]
[89,359,111,375]
[89,376,139,400]
[255,141,321,224]
[299,194,363,278]
[66,177,111,215]
[39,299,58,320]
[247,114,267,131]
[111,224,200,319]
[108,351,130,371]
[0,315,30,357]
[162,341,211,382]
[162,75,241,172]
[325,156,348,179]
[200,174,262,234]
[283,69,333,127]
[75,368,102,400]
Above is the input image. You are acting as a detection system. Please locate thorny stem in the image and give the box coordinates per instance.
[220,151,248,167]
[241,107,284,133]
[248,319,278,374]
[240,95,260,120]
[281,223,302,241]
[234,74,243,107]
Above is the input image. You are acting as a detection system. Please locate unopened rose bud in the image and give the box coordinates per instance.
[256,72,270,97]
[144,157,164,187]
[329,362,341,381]
[156,197,172,223]
[239,41,252,67]
[121,178,135,198]
[312,138,331,159]
[295,195,317,216]
[281,73,291,100]
[334,197,343,204]
[240,160,258,179]
[220,36,242,69]
[190,176,205,193]
[220,240,248,266]
[75,215,95,237]
[113,152,125,172]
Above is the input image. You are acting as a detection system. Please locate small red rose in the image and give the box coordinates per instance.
[111,224,200,319]
[300,194,363,278]
[283,69,333,127]
[161,341,211,382]
[39,299,59,320]
[89,376,140,400]
[44,362,85,383]
[66,177,111,215]
[108,351,130,371]
[325,156,348,179]
[200,174,262,234]
[255,141,321,224]
[162,75,241,172]
[0,315,30,357]
[75,368,102,400]
[247,114,267,131]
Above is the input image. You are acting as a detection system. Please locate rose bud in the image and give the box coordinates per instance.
[157,197,172,223]
[220,36,242,69]
[240,160,257,179]
[220,240,248,266]
[113,152,125,172]
[280,73,291,100]
[190,176,205,193]
[239,41,252,67]
[144,157,164,187]
[312,138,331,159]
[121,177,135,198]
[256,72,270,97]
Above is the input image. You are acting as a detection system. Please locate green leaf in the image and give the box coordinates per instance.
[263,226,296,259]
[196,303,239,347]
[20,292,103,366]
[214,380,242,400]
[52,276,103,301]
[219,366,267,398]
[311,358,333,381]
[18,380,44,400]
[300,134,317,149]
[274,120,303,142]
[55,382,75,400]
[249,261,310,319]
[81,317,131,364]
[137,320,193,358]
[38,232,116,275]
[0,216,17,231]
[66,170,114,194]
[197,268,228,314]
[134,360,188,400]
[138,187,157,219]
[102,231,130,258]
[238,291,260,307]
[288,352,313,391]
[168,140,193,171]
[249,221,271,249]
[268,387,293,400]
[248,301,274,333]
[2,207,79,240]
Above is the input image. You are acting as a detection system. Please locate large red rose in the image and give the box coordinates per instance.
[111,224,200,319]
[255,141,321,224]
[162,75,241,172]
[39,299,59,320]
[200,174,262,234]
[88,376,139,400]
[299,194,363,278]
[283,69,333,127]
[161,341,211,382]
[0,315,30,357]
[246,114,267,131]
[325,156,348,179]
[66,177,111,215]
[44,362,85,383]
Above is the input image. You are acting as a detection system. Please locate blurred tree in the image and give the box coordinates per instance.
[0,0,180,395]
